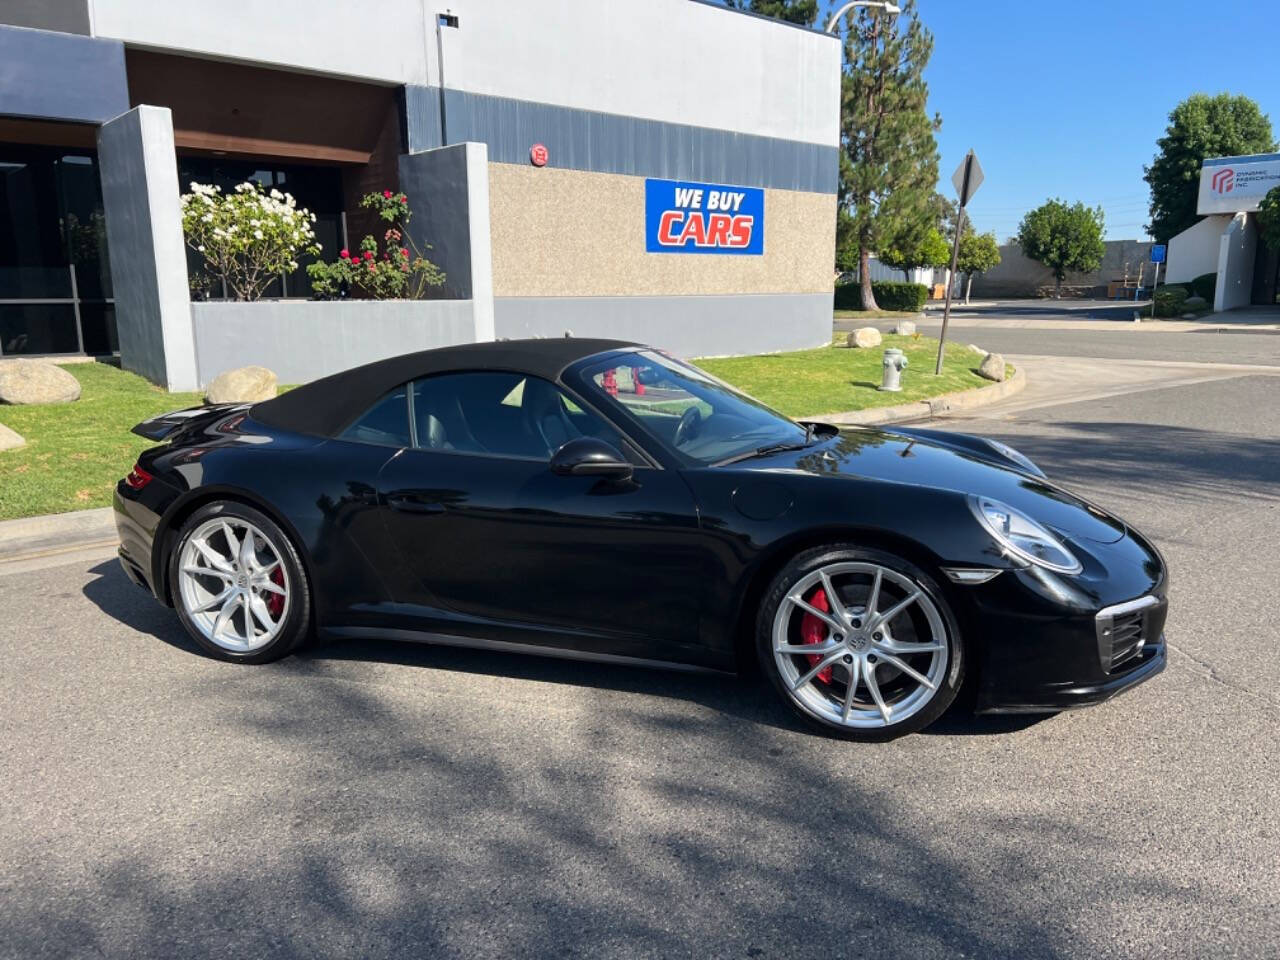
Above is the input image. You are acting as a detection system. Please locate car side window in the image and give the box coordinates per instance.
[411,372,634,461]
[338,384,411,447]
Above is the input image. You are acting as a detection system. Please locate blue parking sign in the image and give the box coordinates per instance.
[1150,244,1167,264]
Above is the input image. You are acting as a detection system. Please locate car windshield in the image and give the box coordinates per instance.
[578,350,810,464]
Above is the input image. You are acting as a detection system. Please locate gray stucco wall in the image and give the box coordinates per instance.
[494,293,832,358]
[192,300,482,387]
[97,106,197,391]
[0,24,127,122]
[403,85,838,195]
[398,145,474,300]
[970,239,1155,299]
[0,0,89,35]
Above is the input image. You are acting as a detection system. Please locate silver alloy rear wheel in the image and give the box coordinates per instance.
[177,516,291,653]
[771,561,949,731]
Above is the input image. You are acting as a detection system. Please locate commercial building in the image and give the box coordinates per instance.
[1166,153,1280,310]
[0,0,840,389]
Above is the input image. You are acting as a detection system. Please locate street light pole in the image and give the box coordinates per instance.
[824,0,901,33]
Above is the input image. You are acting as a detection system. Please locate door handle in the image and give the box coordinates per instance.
[385,494,446,515]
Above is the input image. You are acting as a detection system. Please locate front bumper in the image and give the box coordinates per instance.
[967,529,1169,713]
[980,634,1166,713]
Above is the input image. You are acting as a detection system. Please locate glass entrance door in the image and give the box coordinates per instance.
[0,144,116,356]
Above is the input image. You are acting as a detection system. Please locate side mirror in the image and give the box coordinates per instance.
[550,437,634,481]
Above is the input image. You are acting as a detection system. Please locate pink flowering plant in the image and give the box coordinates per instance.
[307,190,446,300]
[180,181,319,301]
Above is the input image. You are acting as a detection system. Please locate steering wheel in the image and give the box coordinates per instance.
[674,406,704,449]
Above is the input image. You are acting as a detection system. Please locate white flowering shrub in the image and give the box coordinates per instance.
[180,181,320,301]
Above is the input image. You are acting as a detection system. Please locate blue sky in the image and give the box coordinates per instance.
[810,0,1280,240]
[917,0,1279,240]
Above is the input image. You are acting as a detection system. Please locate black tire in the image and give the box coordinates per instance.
[169,500,312,664]
[756,544,964,741]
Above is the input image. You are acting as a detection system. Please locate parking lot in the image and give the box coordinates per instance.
[2,323,1278,959]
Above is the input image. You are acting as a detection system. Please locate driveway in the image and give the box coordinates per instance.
[2,335,1278,958]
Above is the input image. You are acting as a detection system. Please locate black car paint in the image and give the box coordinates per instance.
[115,349,1167,712]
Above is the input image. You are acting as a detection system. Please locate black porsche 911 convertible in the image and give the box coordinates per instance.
[114,338,1168,739]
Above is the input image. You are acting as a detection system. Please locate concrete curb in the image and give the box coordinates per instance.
[811,365,1027,427]
[0,507,117,566]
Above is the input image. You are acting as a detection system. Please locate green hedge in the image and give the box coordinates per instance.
[834,281,929,312]
[1152,285,1189,318]
[1189,273,1217,301]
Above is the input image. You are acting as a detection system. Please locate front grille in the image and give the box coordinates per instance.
[1095,596,1165,674]
[1107,611,1146,670]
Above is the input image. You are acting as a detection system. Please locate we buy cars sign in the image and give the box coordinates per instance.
[645,178,764,254]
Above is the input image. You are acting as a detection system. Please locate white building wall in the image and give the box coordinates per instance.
[438,0,839,146]
[88,0,838,146]
[89,0,433,85]
[1214,213,1257,312]
[1166,214,1231,284]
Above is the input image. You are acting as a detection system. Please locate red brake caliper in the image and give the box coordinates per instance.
[800,586,834,684]
[265,567,285,619]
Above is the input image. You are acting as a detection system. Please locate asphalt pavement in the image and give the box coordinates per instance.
[2,314,1279,959]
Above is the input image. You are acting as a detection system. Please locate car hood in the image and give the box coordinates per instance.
[775,427,1126,544]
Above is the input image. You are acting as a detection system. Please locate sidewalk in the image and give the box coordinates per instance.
[948,353,1280,420]
[0,507,117,574]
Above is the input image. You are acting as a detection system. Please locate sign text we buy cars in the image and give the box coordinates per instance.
[645,178,764,255]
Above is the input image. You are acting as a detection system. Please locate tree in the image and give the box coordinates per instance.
[879,226,949,281]
[839,0,941,309]
[955,231,1001,303]
[721,0,817,26]
[1016,200,1105,298]
[180,181,319,301]
[1257,186,1280,254]
[1144,93,1275,242]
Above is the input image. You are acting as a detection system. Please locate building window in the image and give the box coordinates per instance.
[0,144,115,356]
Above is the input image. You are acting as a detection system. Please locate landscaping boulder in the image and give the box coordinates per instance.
[977,352,1007,382]
[1184,295,1207,308]
[0,423,24,452]
[0,359,81,405]
[847,327,882,349]
[894,320,917,336]
[205,365,278,404]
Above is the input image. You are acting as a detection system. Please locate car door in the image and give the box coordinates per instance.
[373,371,717,666]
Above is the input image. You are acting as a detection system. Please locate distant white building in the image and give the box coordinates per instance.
[1165,153,1280,310]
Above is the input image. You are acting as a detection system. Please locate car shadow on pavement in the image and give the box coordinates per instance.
[958,417,1280,504]
[56,559,1236,960]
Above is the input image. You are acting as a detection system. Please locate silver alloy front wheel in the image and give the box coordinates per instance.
[771,561,950,731]
[177,516,291,653]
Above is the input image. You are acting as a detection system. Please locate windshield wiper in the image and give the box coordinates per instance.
[713,439,812,467]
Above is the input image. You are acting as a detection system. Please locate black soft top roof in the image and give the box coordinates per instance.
[251,337,639,438]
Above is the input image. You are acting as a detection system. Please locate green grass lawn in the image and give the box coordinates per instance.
[0,363,203,521]
[697,334,1002,419]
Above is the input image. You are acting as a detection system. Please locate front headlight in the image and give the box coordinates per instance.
[968,495,1082,574]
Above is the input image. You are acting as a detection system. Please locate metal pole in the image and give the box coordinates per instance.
[935,206,964,375]
[936,151,973,375]
[1150,260,1160,320]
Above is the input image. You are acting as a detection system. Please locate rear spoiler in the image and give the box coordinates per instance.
[131,404,248,442]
